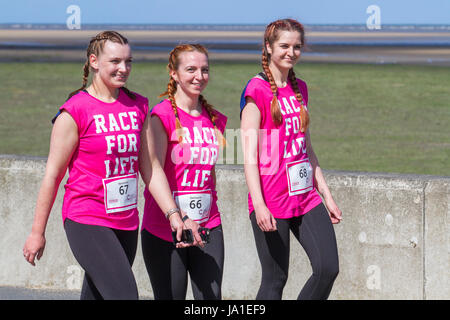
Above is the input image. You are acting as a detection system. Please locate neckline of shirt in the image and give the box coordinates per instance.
[253,76,293,91]
[82,88,123,105]
[168,100,206,120]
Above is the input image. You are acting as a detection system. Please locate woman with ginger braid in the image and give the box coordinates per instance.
[141,44,227,300]
[22,31,187,300]
[240,19,342,300]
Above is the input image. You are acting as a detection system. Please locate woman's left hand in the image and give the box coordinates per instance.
[323,196,342,224]
[182,217,205,248]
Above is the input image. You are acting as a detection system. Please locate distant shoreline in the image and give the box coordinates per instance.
[1,29,449,66]
[1,29,450,45]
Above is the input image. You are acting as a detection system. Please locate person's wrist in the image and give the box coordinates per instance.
[322,191,333,202]
[253,201,267,211]
[30,226,45,237]
[165,207,180,220]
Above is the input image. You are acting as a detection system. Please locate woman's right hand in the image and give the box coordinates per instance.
[254,204,277,232]
[168,212,185,247]
[22,111,78,267]
[168,213,204,248]
[23,232,46,266]
[241,99,276,233]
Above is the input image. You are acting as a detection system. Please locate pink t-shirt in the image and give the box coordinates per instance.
[240,76,322,219]
[142,99,227,242]
[59,89,148,230]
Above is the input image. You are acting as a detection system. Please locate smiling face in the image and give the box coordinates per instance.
[89,40,132,89]
[266,30,302,72]
[170,51,209,97]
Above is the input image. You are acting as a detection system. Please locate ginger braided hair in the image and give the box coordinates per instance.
[67,30,135,100]
[262,19,309,132]
[159,44,226,146]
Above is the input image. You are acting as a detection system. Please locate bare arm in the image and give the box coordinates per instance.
[139,115,203,246]
[305,129,342,224]
[139,115,177,214]
[240,97,277,231]
[23,111,78,265]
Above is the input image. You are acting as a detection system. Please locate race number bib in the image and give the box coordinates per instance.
[286,159,313,196]
[102,173,138,214]
[174,190,212,224]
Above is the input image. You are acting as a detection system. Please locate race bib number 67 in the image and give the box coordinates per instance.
[102,173,138,214]
[286,159,314,196]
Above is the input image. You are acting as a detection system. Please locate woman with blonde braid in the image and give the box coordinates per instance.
[240,19,342,300]
[23,31,187,299]
[141,44,227,300]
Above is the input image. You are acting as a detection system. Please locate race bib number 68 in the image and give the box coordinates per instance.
[286,159,314,196]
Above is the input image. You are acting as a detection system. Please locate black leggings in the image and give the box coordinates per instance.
[141,225,224,300]
[251,202,339,300]
[64,218,139,300]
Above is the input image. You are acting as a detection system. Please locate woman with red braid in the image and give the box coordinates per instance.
[240,19,342,300]
[22,31,187,299]
[141,44,227,300]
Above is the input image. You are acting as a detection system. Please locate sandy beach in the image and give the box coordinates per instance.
[1,29,449,65]
[2,29,450,41]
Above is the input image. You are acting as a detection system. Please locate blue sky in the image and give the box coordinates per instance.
[1,0,449,25]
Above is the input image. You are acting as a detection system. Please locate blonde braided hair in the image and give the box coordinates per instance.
[68,31,135,100]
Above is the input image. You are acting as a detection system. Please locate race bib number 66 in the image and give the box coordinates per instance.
[174,190,212,224]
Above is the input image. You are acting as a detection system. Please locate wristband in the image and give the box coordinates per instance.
[165,207,180,220]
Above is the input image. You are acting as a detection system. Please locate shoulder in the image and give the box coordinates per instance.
[295,77,308,91]
[150,99,175,131]
[54,91,89,126]
[62,90,87,108]
[211,108,227,130]
[120,89,149,110]
[209,107,226,121]
[294,77,308,104]
[245,76,271,93]
[240,75,272,115]
[59,91,89,118]
[150,99,173,116]
[128,90,148,104]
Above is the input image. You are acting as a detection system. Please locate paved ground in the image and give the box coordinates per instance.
[0,286,157,300]
[0,286,79,300]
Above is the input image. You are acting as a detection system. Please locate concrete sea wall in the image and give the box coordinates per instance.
[0,155,448,299]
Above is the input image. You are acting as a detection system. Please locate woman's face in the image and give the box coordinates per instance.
[171,51,209,97]
[90,40,132,89]
[266,30,302,71]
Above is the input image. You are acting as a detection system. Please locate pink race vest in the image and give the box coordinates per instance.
[240,77,322,219]
[142,99,227,242]
[59,89,148,230]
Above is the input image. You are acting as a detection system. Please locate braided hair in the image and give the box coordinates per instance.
[67,31,135,100]
[262,19,309,132]
[159,44,226,146]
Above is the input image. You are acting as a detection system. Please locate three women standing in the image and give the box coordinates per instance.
[23,18,341,301]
